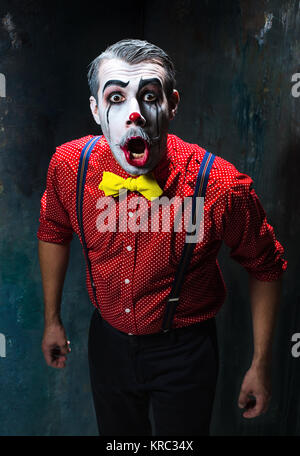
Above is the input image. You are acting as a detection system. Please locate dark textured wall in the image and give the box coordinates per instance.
[0,0,299,436]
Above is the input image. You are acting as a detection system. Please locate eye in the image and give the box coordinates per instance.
[108,93,125,103]
[143,92,157,102]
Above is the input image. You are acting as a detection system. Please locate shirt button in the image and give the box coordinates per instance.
[125,308,131,313]
[124,278,130,284]
[128,212,134,217]
[126,245,132,251]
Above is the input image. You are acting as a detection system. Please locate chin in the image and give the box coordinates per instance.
[120,159,155,176]
[126,166,153,176]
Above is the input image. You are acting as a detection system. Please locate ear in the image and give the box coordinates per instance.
[168,89,180,120]
[89,96,101,125]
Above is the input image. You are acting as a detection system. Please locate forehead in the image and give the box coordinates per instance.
[98,58,166,92]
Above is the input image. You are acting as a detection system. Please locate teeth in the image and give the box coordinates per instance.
[131,152,145,158]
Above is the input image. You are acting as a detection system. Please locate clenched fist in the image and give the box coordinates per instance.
[42,322,71,369]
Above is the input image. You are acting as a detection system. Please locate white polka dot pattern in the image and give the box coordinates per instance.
[37,134,288,334]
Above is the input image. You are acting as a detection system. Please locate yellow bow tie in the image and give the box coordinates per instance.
[98,171,163,200]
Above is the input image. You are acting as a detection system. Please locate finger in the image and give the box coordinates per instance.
[43,349,54,366]
[51,344,68,358]
[57,355,67,362]
[57,359,66,368]
[49,357,60,368]
[44,348,62,367]
[238,389,250,409]
[52,355,66,368]
[259,394,271,415]
[59,345,69,355]
[42,347,65,368]
[243,395,264,418]
[61,340,72,354]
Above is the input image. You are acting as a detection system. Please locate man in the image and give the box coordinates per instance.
[38,39,287,436]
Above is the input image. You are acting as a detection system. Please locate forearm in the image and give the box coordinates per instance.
[248,274,282,367]
[38,239,70,326]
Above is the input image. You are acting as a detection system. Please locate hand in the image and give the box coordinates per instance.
[238,363,271,418]
[42,322,71,369]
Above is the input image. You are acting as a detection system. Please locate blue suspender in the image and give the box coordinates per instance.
[161,151,215,332]
[76,138,215,331]
[76,135,102,311]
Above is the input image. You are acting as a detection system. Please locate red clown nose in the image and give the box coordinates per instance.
[129,112,141,122]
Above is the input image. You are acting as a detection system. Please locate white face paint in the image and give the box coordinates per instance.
[90,58,178,176]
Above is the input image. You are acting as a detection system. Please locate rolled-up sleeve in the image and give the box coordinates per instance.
[37,155,73,245]
[222,171,287,281]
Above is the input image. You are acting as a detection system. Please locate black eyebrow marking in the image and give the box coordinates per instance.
[102,80,129,94]
[138,78,162,92]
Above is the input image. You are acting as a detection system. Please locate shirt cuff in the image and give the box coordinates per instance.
[37,224,73,245]
[248,258,288,281]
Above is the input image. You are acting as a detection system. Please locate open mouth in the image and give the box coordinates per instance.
[121,136,150,167]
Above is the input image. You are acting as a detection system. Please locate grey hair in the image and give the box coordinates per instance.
[87,39,176,103]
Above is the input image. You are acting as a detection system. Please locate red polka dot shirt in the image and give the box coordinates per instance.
[37,134,288,335]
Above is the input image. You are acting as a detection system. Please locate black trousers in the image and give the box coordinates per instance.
[88,308,219,436]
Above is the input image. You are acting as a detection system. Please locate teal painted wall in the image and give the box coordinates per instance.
[0,0,298,435]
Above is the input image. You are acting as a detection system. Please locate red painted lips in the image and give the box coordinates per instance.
[121,136,150,167]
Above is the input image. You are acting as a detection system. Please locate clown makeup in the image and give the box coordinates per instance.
[90,58,179,176]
